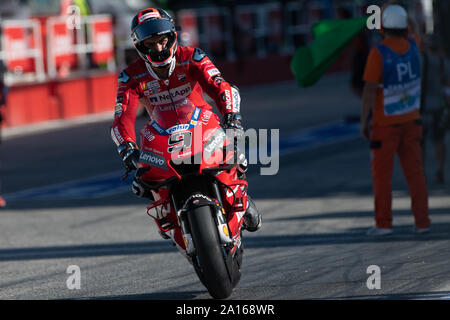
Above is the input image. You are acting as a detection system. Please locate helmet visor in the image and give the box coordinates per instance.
[133,19,174,43]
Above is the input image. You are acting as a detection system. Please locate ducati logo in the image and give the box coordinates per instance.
[177,73,186,82]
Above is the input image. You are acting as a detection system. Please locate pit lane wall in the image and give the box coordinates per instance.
[2,72,117,127]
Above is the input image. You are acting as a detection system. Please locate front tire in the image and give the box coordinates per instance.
[188,205,233,299]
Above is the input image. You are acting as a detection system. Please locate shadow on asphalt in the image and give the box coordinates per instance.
[265,207,450,221]
[1,222,449,262]
[0,240,176,262]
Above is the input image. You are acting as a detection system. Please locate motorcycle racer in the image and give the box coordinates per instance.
[111,8,261,232]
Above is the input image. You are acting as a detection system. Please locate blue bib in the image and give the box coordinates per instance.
[377,39,421,116]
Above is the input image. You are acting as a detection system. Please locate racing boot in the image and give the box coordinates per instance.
[242,195,262,232]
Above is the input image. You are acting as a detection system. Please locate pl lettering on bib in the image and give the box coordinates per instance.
[378,39,421,116]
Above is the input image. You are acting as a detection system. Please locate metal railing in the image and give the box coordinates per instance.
[0,19,46,85]
[0,14,115,85]
[45,14,116,79]
[175,1,369,61]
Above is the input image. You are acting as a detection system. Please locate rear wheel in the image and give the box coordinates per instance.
[188,205,233,299]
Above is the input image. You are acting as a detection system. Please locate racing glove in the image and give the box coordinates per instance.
[223,112,244,141]
[225,112,246,141]
[117,141,140,171]
[223,113,247,175]
[131,176,155,200]
[223,112,243,130]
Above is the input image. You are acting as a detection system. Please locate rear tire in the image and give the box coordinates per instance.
[188,205,233,299]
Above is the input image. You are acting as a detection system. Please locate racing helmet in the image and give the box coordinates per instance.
[382,4,408,29]
[131,8,177,68]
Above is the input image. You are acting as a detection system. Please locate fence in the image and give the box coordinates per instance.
[0,14,117,128]
[0,19,46,84]
[0,14,115,86]
[174,1,369,62]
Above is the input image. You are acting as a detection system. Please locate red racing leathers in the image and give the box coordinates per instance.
[111,46,240,148]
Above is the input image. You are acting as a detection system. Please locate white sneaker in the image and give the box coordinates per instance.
[412,227,430,234]
[366,226,393,236]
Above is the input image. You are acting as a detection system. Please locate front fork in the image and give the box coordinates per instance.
[173,181,234,257]
[211,181,234,246]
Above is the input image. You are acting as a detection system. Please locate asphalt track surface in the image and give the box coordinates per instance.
[1,74,450,300]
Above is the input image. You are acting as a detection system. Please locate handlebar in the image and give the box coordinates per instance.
[121,168,134,181]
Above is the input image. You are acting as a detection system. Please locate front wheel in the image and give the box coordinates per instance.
[188,205,233,299]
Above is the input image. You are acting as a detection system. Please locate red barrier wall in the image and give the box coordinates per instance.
[87,73,117,114]
[2,72,117,129]
[3,83,58,127]
[56,77,90,119]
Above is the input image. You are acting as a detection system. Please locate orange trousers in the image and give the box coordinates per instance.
[370,120,430,229]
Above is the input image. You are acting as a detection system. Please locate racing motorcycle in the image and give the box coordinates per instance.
[124,98,248,299]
